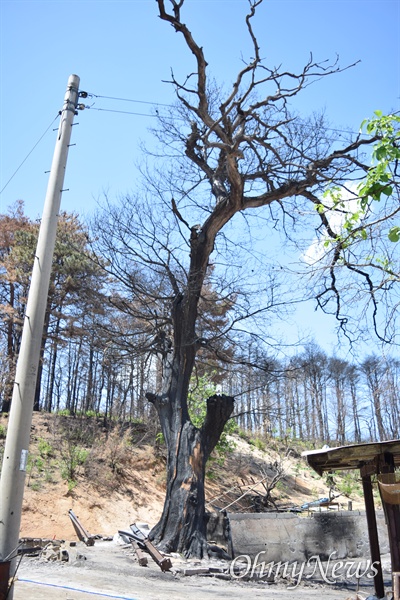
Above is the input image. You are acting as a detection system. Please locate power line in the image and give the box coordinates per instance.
[86,91,373,138]
[86,106,158,117]
[87,93,172,108]
[1,92,377,199]
[0,114,60,196]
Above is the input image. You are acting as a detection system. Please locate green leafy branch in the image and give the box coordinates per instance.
[359,111,400,241]
[320,112,400,246]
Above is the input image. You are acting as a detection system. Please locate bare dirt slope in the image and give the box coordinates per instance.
[0,413,365,541]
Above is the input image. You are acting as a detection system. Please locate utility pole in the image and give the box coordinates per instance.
[0,74,80,599]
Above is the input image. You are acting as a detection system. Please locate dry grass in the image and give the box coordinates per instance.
[0,412,365,541]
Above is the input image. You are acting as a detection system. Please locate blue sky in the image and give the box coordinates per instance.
[0,0,399,355]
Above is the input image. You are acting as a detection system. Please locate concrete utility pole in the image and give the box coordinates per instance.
[0,74,80,598]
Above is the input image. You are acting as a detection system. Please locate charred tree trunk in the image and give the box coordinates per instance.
[148,387,234,557]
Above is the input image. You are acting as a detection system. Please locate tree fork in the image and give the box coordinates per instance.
[147,390,234,557]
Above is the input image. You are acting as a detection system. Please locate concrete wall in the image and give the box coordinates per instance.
[228,511,389,561]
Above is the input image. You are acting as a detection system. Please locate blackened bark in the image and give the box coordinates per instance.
[201,394,235,456]
[148,391,234,557]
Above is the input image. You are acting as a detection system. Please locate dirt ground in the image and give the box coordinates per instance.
[2,414,379,599]
[9,540,393,600]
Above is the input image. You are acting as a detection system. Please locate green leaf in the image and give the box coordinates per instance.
[375,146,387,161]
[388,227,400,243]
[381,185,393,196]
[374,109,383,117]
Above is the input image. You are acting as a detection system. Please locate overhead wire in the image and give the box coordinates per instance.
[2,90,380,196]
[84,91,171,118]
[86,93,172,108]
[87,107,158,117]
[84,91,373,138]
[0,114,60,196]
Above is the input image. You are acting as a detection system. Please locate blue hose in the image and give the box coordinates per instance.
[17,578,139,599]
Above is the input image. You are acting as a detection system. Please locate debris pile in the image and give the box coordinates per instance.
[118,523,172,572]
[40,542,69,562]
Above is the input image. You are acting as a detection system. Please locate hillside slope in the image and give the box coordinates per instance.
[0,413,366,541]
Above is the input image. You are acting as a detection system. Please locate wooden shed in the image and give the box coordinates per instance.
[303,439,400,599]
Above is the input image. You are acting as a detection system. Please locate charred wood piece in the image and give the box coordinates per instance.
[68,509,95,546]
[118,524,172,572]
[131,540,148,567]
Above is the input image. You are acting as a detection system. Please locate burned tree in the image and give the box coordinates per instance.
[94,0,383,557]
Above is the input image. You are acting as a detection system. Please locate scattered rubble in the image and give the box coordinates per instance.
[118,523,172,572]
[40,542,69,562]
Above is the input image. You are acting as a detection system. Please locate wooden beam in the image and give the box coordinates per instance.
[379,452,400,574]
[361,471,385,599]
[131,541,148,567]
[393,572,400,600]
